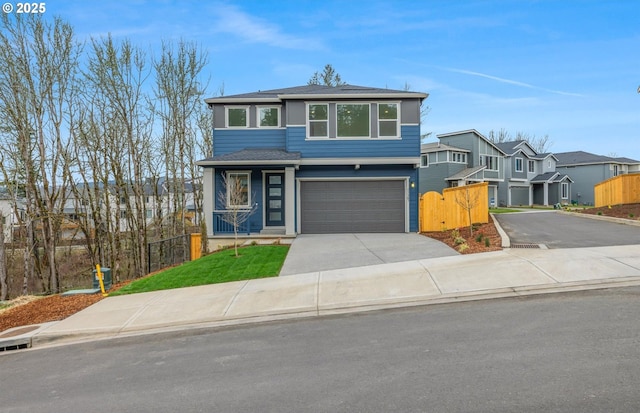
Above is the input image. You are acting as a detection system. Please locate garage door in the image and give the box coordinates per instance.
[300,180,405,233]
[510,186,529,206]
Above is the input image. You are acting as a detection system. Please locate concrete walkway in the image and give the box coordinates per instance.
[3,242,640,350]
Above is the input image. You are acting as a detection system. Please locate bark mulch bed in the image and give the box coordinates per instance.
[575,203,640,221]
[0,281,131,334]
[422,221,503,254]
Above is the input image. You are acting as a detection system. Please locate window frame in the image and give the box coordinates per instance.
[481,155,499,171]
[378,102,400,138]
[226,171,251,208]
[528,160,535,173]
[257,105,281,128]
[515,157,523,172]
[420,154,429,167]
[451,152,467,164]
[561,182,569,199]
[226,106,249,128]
[336,102,370,138]
[307,103,329,138]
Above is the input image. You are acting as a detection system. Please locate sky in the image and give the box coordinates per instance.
[22,0,640,159]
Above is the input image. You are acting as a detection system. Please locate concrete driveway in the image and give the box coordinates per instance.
[279,233,458,276]
[494,210,640,248]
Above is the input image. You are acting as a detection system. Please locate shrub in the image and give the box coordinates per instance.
[475,234,483,243]
[454,236,466,245]
[458,243,469,252]
[597,212,602,216]
[484,237,490,247]
[630,214,635,218]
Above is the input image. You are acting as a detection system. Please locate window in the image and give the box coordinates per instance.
[258,106,279,127]
[378,103,398,137]
[561,182,569,199]
[481,155,498,171]
[451,152,467,163]
[227,107,248,128]
[337,103,369,137]
[146,209,153,219]
[613,164,619,176]
[308,104,328,138]
[120,210,127,219]
[420,155,429,167]
[528,160,535,173]
[515,158,523,172]
[120,196,127,205]
[226,172,250,208]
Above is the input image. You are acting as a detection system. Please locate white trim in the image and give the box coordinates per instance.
[515,157,523,172]
[256,105,281,128]
[296,177,410,234]
[225,105,249,128]
[306,102,329,138]
[197,159,300,166]
[377,101,401,138]
[279,92,427,100]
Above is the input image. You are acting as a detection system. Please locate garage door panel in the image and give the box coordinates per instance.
[300,180,405,234]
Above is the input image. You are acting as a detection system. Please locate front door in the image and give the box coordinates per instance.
[265,173,285,226]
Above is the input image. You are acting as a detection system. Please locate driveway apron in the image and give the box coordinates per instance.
[279,233,458,276]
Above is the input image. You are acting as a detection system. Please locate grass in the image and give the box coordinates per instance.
[489,207,524,214]
[110,245,289,296]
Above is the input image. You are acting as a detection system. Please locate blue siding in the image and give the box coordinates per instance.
[213,129,286,156]
[214,169,264,233]
[286,125,420,158]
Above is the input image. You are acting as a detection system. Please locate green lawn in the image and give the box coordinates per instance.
[110,245,289,296]
[489,207,524,214]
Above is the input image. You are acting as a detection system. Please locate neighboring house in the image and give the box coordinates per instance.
[419,131,572,206]
[493,140,572,207]
[555,151,640,205]
[419,130,505,207]
[197,84,428,236]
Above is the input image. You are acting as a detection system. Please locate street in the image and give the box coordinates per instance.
[2,287,640,412]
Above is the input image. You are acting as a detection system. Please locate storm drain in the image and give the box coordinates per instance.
[510,243,543,249]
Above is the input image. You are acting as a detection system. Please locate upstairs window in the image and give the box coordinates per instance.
[515,157,523,172]
[258,106,279,127]
[337,103,369,138]
[308,104,328,138]
[420,155,429,167]
[528,160,535,173]
[481,155,499,171]
[378,103,398,137]
[451,152,467,163]
[227,107,248,128]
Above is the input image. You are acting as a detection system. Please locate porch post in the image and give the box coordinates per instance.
[284,167,295,235]
[202,168,215,237]
[528,185,533,206]
[543,182,549,206]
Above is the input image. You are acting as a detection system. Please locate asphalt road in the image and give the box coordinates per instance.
[2,287,640,412]
[494,211,640,248]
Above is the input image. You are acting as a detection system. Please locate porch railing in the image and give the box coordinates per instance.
[213,210,252,235]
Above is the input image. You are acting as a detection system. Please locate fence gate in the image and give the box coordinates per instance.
[420,182,489,232]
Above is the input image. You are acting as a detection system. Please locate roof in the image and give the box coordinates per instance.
[205,84,428,104]
[420,142,469,153]
[530,172,574,183]
[445,165,487,181]
[493,140,530,155]
[196,148,301,166]
[436,129,508,156]
[555,151,640,166]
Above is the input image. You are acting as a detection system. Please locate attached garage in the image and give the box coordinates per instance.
[299,179,406,233]
[509,186,530,206]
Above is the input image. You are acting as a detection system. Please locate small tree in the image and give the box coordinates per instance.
[454,185,481,237]
[217,172,257,257]
[0,213,7,300]
[308,64,345,86]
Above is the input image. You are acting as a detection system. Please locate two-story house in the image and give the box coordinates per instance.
[493,140,572,207]
[555,151,640,205]
[419,130,505,207]
[419,132,573,207]
[197,84,427,238]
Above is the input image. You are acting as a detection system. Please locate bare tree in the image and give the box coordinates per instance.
[217,172,257,257]
[488,129,552,153]
[308,64,345,86]
[454,185,481,237]
[0,213,7,300]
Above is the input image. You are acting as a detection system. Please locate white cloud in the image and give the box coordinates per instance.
[210,3,325,50]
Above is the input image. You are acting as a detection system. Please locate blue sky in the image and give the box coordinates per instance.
[44,1,640,158]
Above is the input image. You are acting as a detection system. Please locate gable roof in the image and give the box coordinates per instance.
[493,140,532,155]
[445,165,487,181]
[530,172,574,183]
[436,129,508,156]
[555,151,640,166]
[205,84,428,104]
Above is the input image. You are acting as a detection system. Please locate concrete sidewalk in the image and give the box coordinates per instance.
[3,243,639,350]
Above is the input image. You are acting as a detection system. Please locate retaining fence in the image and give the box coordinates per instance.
[594,173,640,208]
[420,182,489,232]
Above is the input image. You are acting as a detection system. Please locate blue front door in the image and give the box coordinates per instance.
[265,173,285,226]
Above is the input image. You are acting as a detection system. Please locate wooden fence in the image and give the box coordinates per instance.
[420,182,489,232]
[594,173,640,208]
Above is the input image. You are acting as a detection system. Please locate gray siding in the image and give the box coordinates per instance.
[556,164,611,205]
[418,163,465,194]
